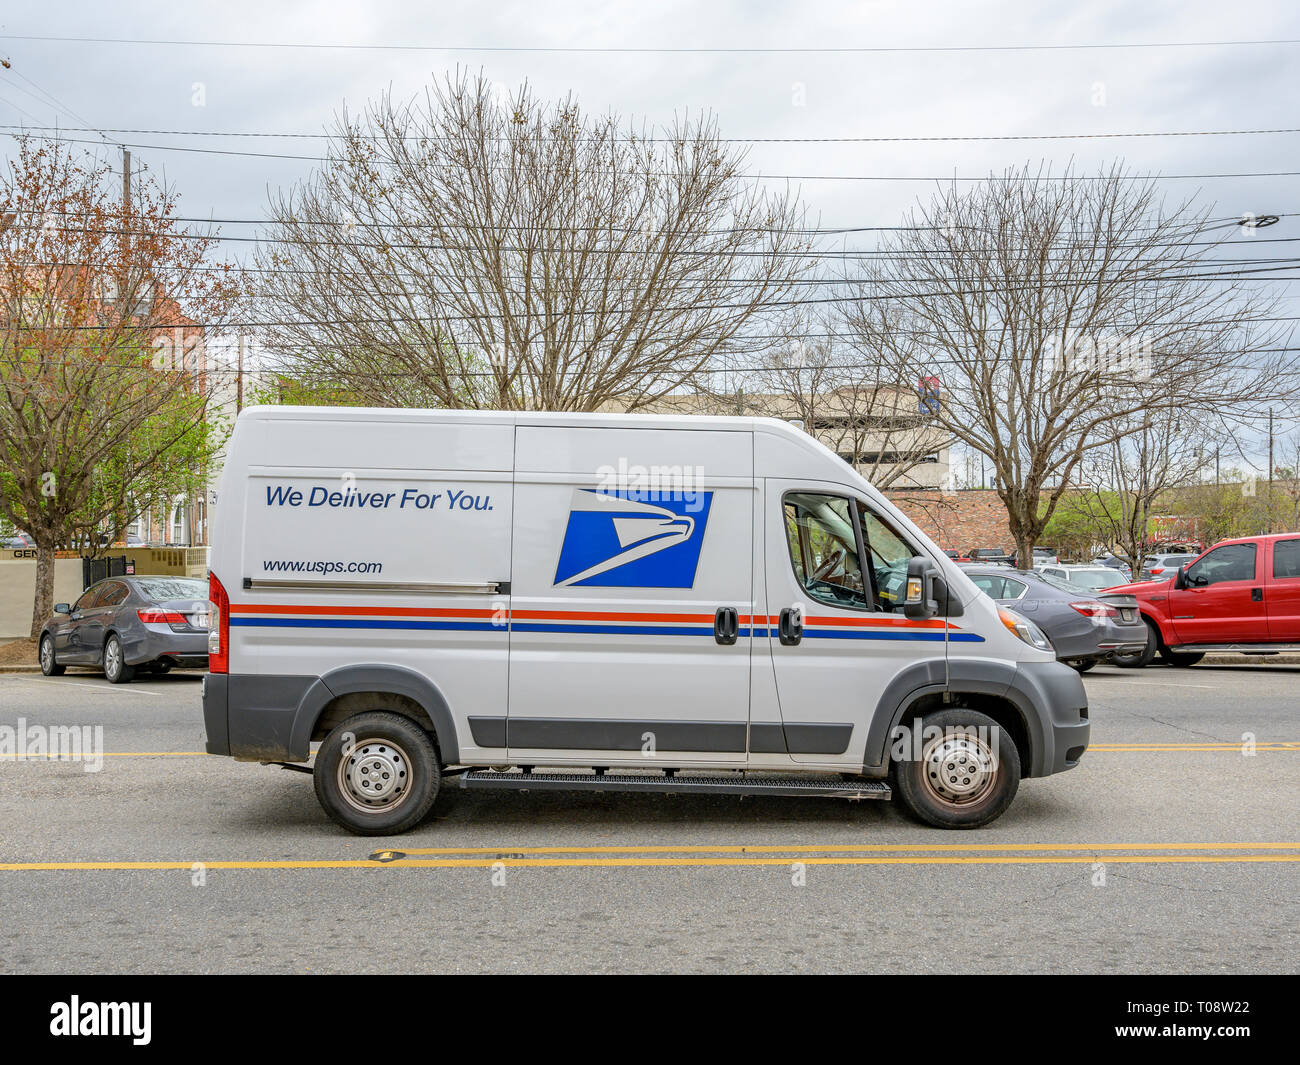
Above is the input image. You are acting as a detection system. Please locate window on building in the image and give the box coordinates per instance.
[170,501,187,546]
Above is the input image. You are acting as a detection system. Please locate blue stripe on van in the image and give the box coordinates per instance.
[511,622,713,638]
[231,616,984,643]
[230,617,501,633]
[804,629,984,643]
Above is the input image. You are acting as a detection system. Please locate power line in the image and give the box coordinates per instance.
[3,131,1298,181]
[12,266,1299,332]
[7,123,1300,144]
[3,33,1299,54]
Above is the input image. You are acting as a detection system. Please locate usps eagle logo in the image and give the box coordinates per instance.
[553,490,713,588]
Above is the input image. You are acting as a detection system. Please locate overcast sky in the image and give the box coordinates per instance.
[1,0,1297,466]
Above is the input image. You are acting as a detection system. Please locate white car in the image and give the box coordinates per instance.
[1035,564,1129,594]
[201,407,1089,834]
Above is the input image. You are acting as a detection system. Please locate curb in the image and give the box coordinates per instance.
[1200,654,1300,665]
[0,665,41,673]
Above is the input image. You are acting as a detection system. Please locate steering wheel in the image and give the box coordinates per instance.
[807,578,861,604]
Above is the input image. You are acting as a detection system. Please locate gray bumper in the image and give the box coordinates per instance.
[121,625,209,667]
[202,674,229,755]
[1095,618,1148,654]
[1012,660,1090,776]
[203,673,318,761]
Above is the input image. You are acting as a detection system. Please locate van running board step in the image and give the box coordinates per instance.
[458,770,890,800]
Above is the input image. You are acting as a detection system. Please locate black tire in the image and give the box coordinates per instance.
[313,712,440,835]
[102,634,134,684]
[38,634,65,676]
[1162,649,1204,667]
[893,708,1022,829]
[1066,658,1097,673]
[1112,620,1158,669]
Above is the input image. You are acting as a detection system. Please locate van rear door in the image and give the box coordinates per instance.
[506,425,754,765]
[763,480,949,766]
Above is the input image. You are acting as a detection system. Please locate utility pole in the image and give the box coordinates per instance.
[122,148,131,213]
[1268,407,1275,534]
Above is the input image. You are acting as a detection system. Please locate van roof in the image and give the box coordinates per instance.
[233,402,892,511]
[240,403,796,434]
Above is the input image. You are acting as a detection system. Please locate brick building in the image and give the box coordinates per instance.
[884,488,1013,554]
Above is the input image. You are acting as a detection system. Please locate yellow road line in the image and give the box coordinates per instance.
[390,841,1300,855]
[1091,743,1299,750]
[1,854,1298,871]
[0,752,209,758]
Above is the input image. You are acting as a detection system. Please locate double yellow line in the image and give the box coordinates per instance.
[1090,741,1300,751]
[3,842,1298,871]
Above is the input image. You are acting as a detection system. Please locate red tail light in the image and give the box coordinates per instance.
[1070,601,1118,618]
[137,609,188,625]
[208,571,230,673]
[1150,566,1165,575]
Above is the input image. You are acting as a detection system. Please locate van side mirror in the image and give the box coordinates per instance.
[54,603,71,614]
[903,557,963,619]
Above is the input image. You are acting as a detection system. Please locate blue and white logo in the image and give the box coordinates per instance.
[553,490,713,588]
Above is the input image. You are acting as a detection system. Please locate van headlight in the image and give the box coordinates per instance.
[998,606,1054,653]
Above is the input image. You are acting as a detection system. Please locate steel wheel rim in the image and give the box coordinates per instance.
[337,739,412,814]
[104,640,121,678]
[40,637,53,671]
[920,730,998,807]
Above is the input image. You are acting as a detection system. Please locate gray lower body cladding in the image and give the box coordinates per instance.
[205,661,1089,776]
[467,716,851,755]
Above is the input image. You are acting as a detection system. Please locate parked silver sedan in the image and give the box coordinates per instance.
[38,576,211,683]
[964,566,1148,672]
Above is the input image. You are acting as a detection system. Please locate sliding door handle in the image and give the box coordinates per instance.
[779,606,803,646]
[714,606,739,645]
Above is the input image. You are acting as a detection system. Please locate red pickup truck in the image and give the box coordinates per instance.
[1107,533,1300,667]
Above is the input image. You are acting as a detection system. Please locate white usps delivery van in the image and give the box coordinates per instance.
[202,407,1089,834]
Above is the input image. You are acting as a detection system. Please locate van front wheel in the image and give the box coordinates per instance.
[893,709,1021,829]
[314,712,440,836]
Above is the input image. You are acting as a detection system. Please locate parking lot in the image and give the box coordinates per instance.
[0,662,1296,974]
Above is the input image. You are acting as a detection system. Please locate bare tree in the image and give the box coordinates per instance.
[843,163,1293,566]
[0,138,235,635]
[746,316,950,491]
[254,71,813,410]
[1274,428,1300,533]
[1054,401,1213,568]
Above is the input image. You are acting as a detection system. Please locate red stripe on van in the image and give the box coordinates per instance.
[511,609,714,624]
[805,615,949,628]
[229,604,499,618]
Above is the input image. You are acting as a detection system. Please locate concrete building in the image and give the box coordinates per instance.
[634,387,951,490]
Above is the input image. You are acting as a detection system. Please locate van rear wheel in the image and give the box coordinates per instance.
[313,712,440,836]
[893,709,1021,829]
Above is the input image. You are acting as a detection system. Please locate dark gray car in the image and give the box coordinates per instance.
[964,567,1147,672]
[39,576,211,683]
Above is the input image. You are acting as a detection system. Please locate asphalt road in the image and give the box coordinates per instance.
[0,663,1296,974]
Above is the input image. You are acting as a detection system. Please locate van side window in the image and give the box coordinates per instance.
[782,493,868,609]
[856,501,921,613]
